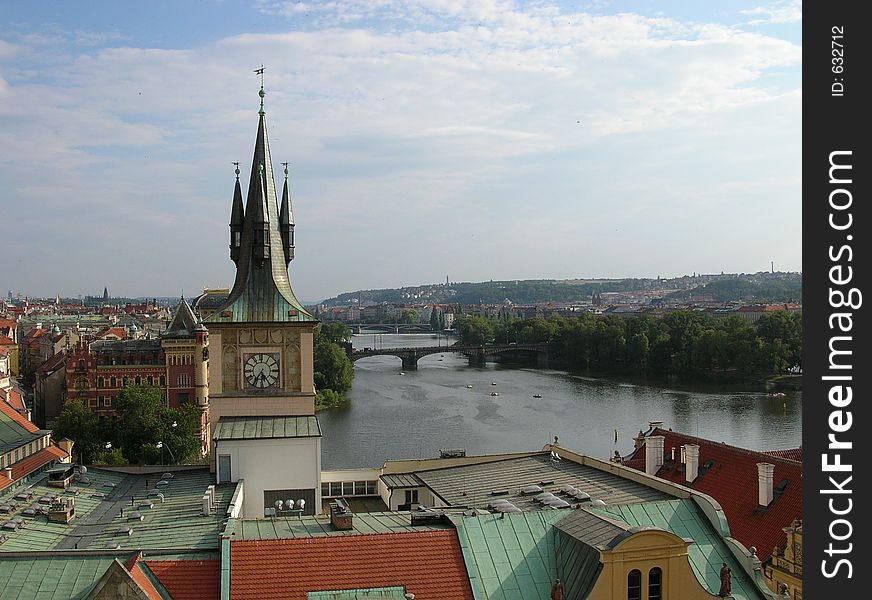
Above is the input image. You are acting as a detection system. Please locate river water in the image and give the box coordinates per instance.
[318,333,802,469]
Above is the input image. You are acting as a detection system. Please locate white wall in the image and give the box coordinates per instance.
[215,436,321,519]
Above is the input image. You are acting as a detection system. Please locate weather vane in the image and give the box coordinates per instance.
[254,65,265,87]
[232,161,240,178]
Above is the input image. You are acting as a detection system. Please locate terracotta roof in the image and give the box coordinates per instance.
[1,388,26,412]
[230,530,474,600]
[0,445,68,491]
[95,326,128,340]
[0,333,15,345]
[623,428,802,562]
[762,448,803,462]
[0,319,17,329]
[124,555,164,600]
[145,559,220,600]
[0,396,39,433]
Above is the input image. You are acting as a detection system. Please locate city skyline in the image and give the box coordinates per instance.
[1,1,801,301]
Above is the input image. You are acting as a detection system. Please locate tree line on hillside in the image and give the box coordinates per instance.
[455,310,802,381]
[322,274,802,307]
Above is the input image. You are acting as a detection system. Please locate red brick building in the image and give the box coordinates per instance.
[60,299,210,453]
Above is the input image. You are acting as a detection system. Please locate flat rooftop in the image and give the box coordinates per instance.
[226,511,453,541]
[386,452,673,510]
[0,467,236,553]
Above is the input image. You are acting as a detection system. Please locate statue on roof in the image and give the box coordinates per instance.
[550,579,565,600]
[718,562,732,597]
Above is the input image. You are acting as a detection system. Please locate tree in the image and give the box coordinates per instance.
[317,323,352,345]
[314,336,354,396]
[106,385,202,465]
[400,309,418,324]
[456,315,494,345]
[52,399,99,463]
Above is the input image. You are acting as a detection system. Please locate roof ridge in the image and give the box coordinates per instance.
[652,428,802,466]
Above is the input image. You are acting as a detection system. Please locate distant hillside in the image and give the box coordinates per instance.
[663,276,802,303]
[319,272,802,306]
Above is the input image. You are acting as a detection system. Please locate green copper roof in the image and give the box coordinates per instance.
[206,102,315,324]
[591,499,769,600]
[451,511,567,600]
[213,415,321,441]
[0,555,117,599]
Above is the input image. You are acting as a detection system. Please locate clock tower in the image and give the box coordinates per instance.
[205,86,322,517]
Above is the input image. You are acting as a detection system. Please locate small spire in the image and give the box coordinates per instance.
[282,161,289,180]
[254,65,266,116]
[233,161,240,179]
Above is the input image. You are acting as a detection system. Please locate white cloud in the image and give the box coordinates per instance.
[1,2,801,298]
[741,0,802,25]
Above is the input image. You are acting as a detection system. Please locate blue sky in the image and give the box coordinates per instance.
[1,1,801,302]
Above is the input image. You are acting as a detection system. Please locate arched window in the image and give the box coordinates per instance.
[649,567,662,600]
[628,569,642,600]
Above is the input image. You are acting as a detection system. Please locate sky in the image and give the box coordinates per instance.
[0,0,801,303]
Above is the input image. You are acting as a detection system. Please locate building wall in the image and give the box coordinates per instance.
[214,436,321,519]
[586,531,719,600]
[764,520,802,599]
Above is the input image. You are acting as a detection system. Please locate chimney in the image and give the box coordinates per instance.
[645,436,665,476]
[202,494,211,516]
[684,444,700,483]
[3,467,12,481]
[330,499,354,530]
[57,438,75,456]
[757,463,775,506]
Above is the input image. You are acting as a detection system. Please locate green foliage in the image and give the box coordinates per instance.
[313,325,355,406]
[52,399,99,463]
[108,385,201,465]
[315,389,346,410]
[316,323,352,345]
[456,315,495,345]
[400,309,418,324]
[53,386,202,465]
[92,448,129,466]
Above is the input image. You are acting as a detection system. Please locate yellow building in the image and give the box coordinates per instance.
[764,519,802,599]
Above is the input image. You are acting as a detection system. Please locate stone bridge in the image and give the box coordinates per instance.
[348,342,553,370]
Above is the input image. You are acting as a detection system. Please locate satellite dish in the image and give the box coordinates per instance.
[275,500,283,509]
[79,466,88,474]
[297,499,305,510]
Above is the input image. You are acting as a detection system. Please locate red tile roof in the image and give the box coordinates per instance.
[624,428,802,562]
[0,319,17,329]
[1,388,26,412]
[230,531,474,600]
[763,448,803,462]
[0,445,68,491]
[0,333,15,346]
[36,350,66,376]
[95,326,128,340]
[0,396,39,433]
[124,555,164,600]
[145,559,220,600]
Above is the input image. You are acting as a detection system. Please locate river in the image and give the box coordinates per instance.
[318,333,802,469]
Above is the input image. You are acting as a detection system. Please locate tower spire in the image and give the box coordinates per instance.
[230,162,244,264]
[206,83,314,324]
[279,162,295,265]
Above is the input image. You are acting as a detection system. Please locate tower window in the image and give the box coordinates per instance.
[628,570,641,600]
[649,567,662,600]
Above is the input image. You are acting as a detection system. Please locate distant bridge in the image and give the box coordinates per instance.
[349,323,434,333]
[348,342,553,370]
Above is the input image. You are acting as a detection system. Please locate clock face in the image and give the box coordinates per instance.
[244,353,280,388]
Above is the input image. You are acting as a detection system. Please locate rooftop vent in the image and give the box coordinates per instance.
[440,448,466,458]
[411,511,446,525]
[490,489,509,496]
[538,480,555,486]
[590,499,607,507]
[521,485,543,495]
[774,479,789,495]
